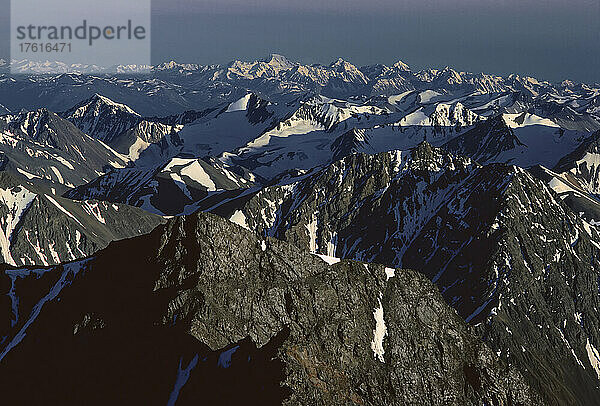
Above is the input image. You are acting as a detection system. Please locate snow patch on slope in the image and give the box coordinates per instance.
[0,187,36,265]
[504,113,559,129]
[82,201,106,224]
[226,94,251,113]
[180,161,217,191]
[6,268,51,327]
[371,297,387,363]
[167,354,199,406]
[305,214,318,253]
[230,210,249,230]
[586,338,600,380]
[315,254,341,265]
[44,195,84,228]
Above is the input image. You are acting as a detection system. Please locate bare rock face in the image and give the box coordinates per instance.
[0,212,539,405]
[212,145,600,405]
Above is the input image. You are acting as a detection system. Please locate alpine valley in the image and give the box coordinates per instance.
[1,55,600,405]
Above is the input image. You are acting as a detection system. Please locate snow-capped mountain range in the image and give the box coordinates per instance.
[1,55,600,404]
[1,54,599,118]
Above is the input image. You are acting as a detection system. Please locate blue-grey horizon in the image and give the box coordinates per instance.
[0,0,598,83]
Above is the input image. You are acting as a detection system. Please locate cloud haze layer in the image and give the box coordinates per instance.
[153,0,596,15]
[150,0,599,83]
[0,0,598,82]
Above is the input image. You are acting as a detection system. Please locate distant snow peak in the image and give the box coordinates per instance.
[262,53,296,70]
[330,58,355,71]
[156,60,200,72]
[90,93,140,116]
[392,60,411,71]
[9,59,106,74]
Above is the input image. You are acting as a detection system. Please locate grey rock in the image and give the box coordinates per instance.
[0,211,540,405]
[216,144,600,404]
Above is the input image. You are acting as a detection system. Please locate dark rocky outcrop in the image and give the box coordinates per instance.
[214,145,600,404]
[0,212,540,405]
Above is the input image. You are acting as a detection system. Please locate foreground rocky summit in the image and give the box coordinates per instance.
[211,143,600,405]
[0,212,539,405]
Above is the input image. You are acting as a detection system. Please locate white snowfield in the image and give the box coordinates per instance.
[503,113,560,129]
[226,94,252,113]
[0,187,36,265]
[163,158,217,192]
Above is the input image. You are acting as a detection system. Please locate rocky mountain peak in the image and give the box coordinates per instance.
[405,141,473,173]
[59,93,154,148]
[413,140,435,157]
[0,210,542,404]
[392,60,411,71]
[437,66,464,85]
[443,115,526,164]
[262,53,296,70]
[215,145,600,404]
[78,94,140,117]
[330,58,360,73]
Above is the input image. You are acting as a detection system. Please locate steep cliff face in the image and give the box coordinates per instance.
[443,115,525,164]
[0,172,164,266]
[0,109,128,190]
[552,130,600,195]
[212,145,600,404]
[0,212,539,405]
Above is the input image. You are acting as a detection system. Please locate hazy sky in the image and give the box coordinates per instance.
[150,0,599,83]
[1,0,598,83]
